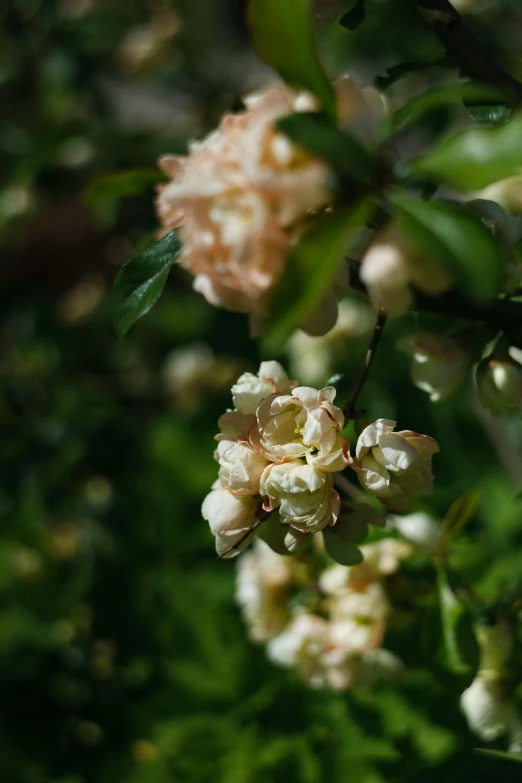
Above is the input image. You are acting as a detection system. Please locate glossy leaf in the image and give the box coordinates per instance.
[413,112,522,190]
[391,194,504,301]
[263,200,370,354]
[85,168,165,204]
[276,112,373,182]
[248,0,336,120]
[112,230,180,340]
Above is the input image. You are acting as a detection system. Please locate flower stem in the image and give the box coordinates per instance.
[344,308,387,420]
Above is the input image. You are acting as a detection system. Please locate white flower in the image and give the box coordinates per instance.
[397,332,470,402]
[235,540,294,642]
[215,440,269,497]
[201,481,258,558]
[360,223,451,316]
[460,677,517,741]
[267,612,328,670]
[260,460,340,532]
[387,511,441,551]
[231,360,292,415]
[352,418,439,510]
[256,385,350,471]
[360,538,413,576]
[329,582,389,652]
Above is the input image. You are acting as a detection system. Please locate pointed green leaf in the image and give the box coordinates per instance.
[392,83,505,133]
[112,230,180,340]
[262,200,370,354]
[412,112,522,190]
[441,492,480,545]
[248,0,336,120]
[437,564,470,674]
[390,194,504,301]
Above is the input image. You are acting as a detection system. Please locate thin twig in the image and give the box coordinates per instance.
[217,515,267,560]
[344,308,387,420]
[413,0,522,107]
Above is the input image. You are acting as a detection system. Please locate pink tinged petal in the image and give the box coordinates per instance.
[258,360,291,392]
[398,431,440,458]
[355,419,397,459]
[373,433,419,473]
[291,386,321,407]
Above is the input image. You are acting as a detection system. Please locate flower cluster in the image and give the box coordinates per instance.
[237,536,410,691]
[156,78,386,333]
[202,361,439,559]
[202,361,353,558]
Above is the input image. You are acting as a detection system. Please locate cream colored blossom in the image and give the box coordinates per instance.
[156,85,331,316]
[267,612,329,679]
[260,460,340,532]
[387,511,441,551]
[360,223,451,316]
[201,481,258,558]
[235,539,295,642]
[397,332,470,402]
[156,79,387,327]
[352,418,439,510]
[460,677,517,742]
[215,439,269,497]
[231,360,292,415]
[329,581,389,652]
[256,385,350,471]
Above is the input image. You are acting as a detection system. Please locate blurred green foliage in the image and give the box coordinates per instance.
[2,0,522,781]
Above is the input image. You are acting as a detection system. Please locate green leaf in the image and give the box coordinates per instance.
[390,194,504,301]
[112,230,180,340]
[437,564,470,674]
[392,83,505,133]
[412,112,522,190]
[248,0,336,120]
[339,0,365,29]
[276,112,374,182]
[84,168,165,204]
[262,200,370,354]
[475,750,522,763]
[441,492,480,546]
[323,522,364,566]
[465,103,511,126]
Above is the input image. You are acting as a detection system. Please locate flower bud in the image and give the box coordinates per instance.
[397,332,470,402]
[352,418,439,510]
[201,482,258,558]
[476,356,522,415]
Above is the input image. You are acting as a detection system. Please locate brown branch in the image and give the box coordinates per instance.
[344,308,387,420]
[413,0,522,107]
[217,515,267,560]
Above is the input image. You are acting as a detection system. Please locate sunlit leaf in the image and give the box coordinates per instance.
[276,112,373,182]
[248,0,336,120]
[112,230,180,340]
[263,200,370,354]
[390,194,504,301]
[412,113,522,190]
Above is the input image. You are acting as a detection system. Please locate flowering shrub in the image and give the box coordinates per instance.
[107,0,522,767]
